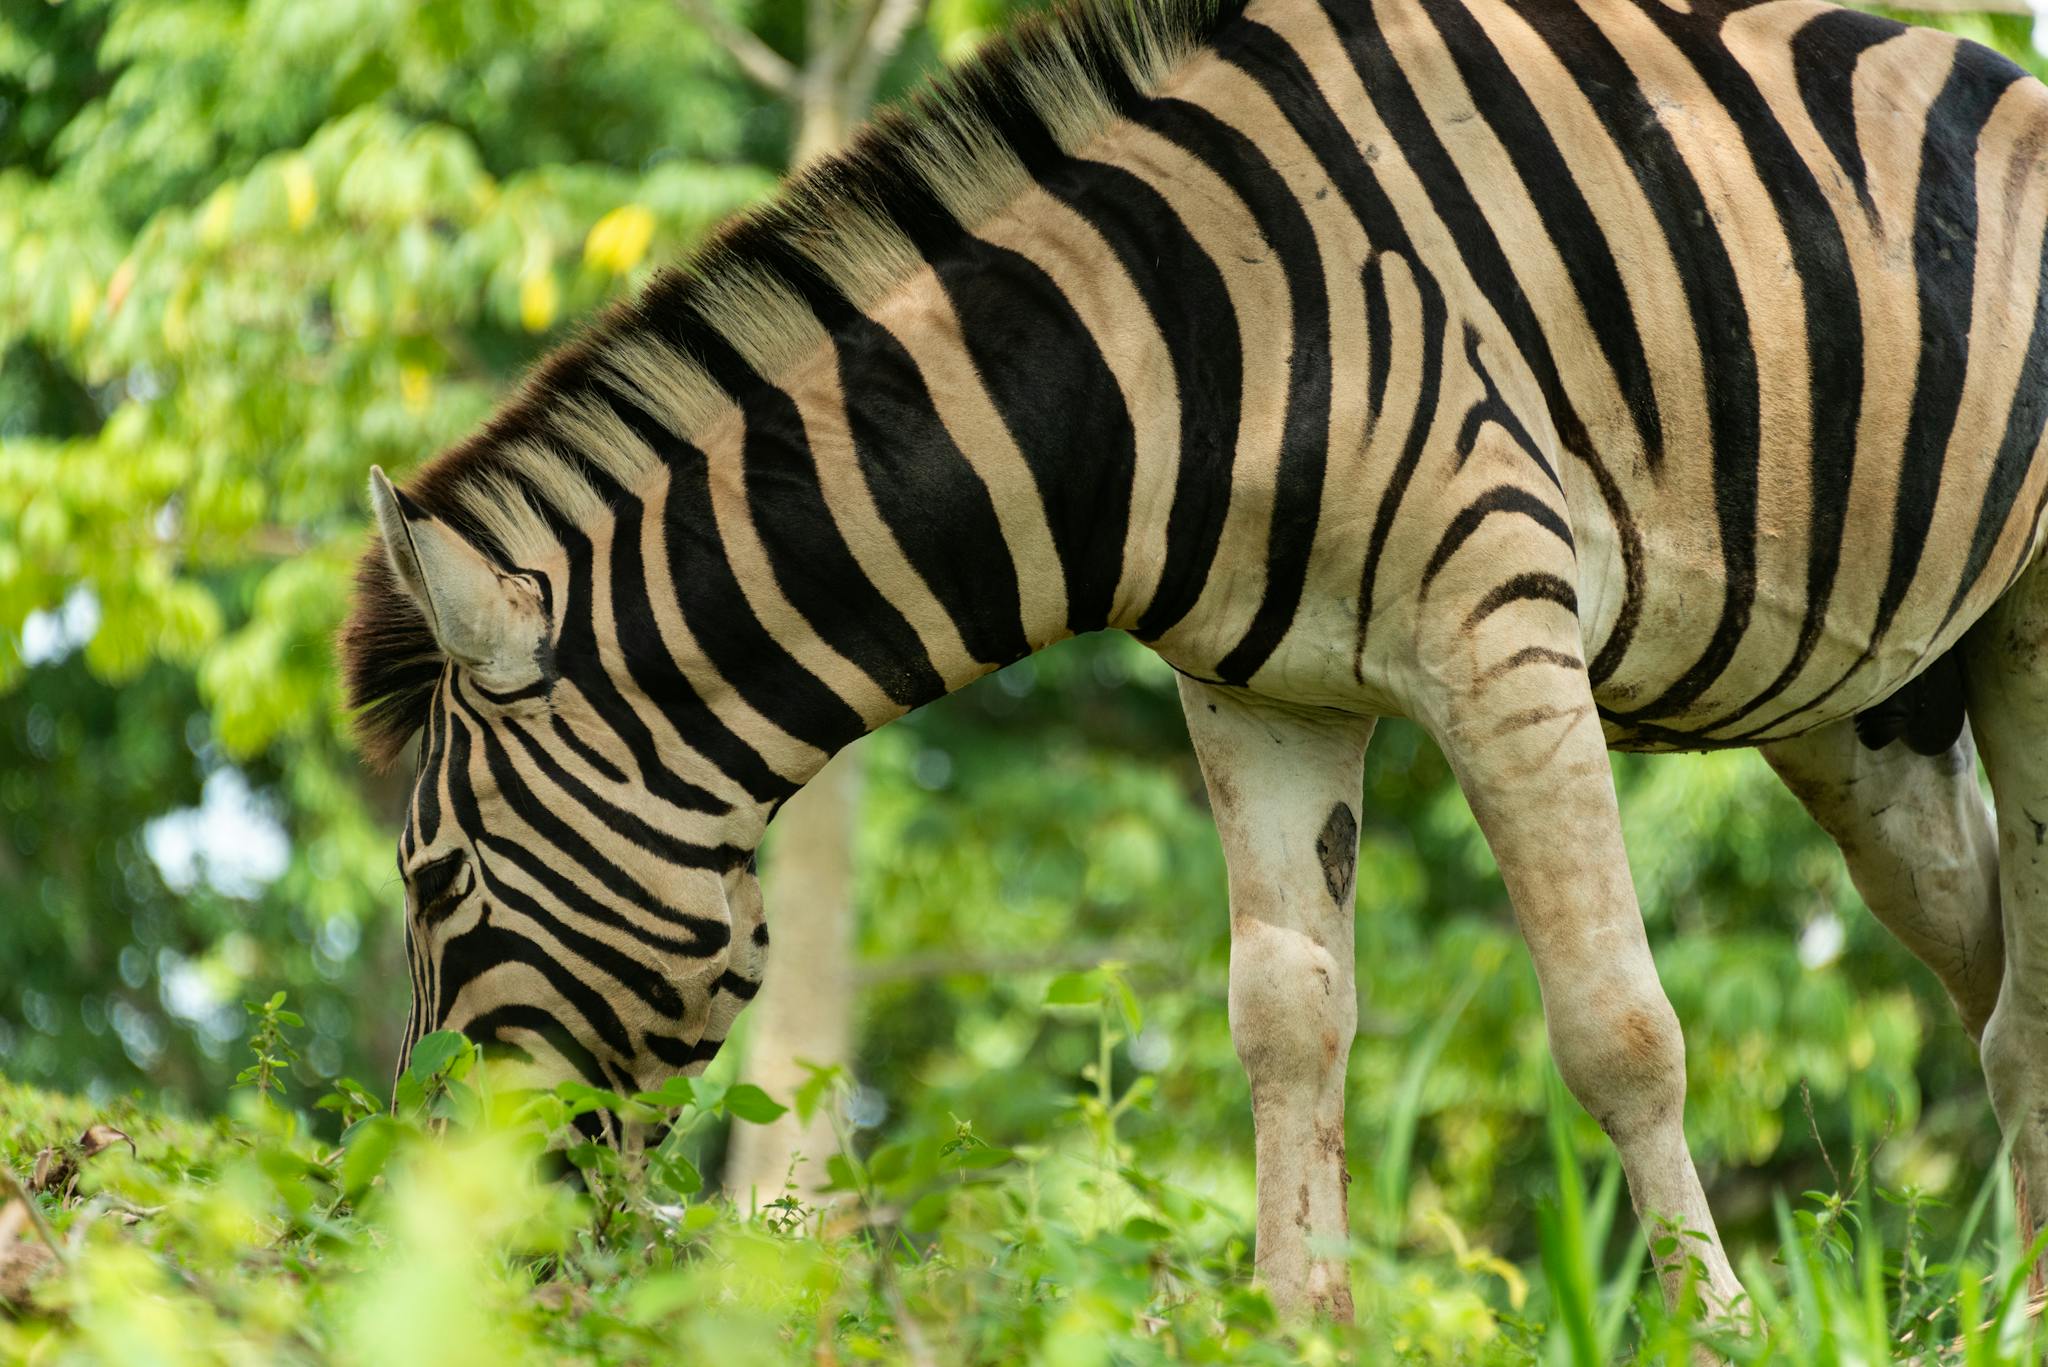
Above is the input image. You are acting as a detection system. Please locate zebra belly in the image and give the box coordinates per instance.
[1581,474,2047,755]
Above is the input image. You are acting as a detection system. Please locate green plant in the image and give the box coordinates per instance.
[233,989,303,1103]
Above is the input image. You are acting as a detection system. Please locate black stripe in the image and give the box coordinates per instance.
[1789,8,1907,231]
[1945,213,2048,628]
[1466,572,1578,629]
[1422,487,1574,596]
[935,239,1138,636]
[550,713,628,786]
[645,1032,724,1069]
[713,970,761,1001]
[1417,0,1663,468]
[439,920,636,1057]
[470,847,686,1019]
[1456,325,1558,488]
[1136,97,1330,682]
[1362,244,1395,442]
[1870,44,2023,646]
[413,685,445,844]
[1503,0,1760,707]
[1618,0,1865,732]
[1043,158,1245,644]
[1214,25,1440,679]
[550,511,748,810]
[834,321,1034,666]
[733,368,950,710]
[464,1004,611,1090]
[601,390,869,756]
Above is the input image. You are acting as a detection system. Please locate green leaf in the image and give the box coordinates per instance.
[721,1084,788,1125]
[339,1115,400,1199]
[404,1030,472,1083]
[1044,971,1101,1006]
[315,1076,384,1120]
[948,1145,1015,1171]
[631,1076,697,1111]
[650,1148,703,1196]
[1122,1215,1173,1242]
[792,1061,844,1124]
[821,1153,861,1194]
[553,1081,627,1118]
[1111,976,1143,1037]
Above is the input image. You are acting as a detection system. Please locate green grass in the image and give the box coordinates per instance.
[1,991,2042,1365]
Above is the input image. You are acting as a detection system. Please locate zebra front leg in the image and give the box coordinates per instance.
[1426,660,1744,1315]
[1180,677,1374,1320]
[1761,719,2002,1039]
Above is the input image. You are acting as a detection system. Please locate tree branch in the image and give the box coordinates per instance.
[816,0,885,83]
[675,0,798,93]
[841,0,927,122]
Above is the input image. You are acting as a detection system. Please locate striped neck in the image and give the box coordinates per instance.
[597,123,1241,813]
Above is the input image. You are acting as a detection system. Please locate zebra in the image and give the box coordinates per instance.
[340,0,2048,1319]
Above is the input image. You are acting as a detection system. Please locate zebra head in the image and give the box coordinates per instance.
[363,468,766,1137]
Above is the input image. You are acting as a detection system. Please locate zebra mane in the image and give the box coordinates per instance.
[338,0,1243,768]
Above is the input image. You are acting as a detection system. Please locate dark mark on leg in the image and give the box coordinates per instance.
[1316,801,1358,905]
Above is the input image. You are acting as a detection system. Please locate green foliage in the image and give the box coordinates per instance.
[2,988,2042,1363]
[233,990,303,1101]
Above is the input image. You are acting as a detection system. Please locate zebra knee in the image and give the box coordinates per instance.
[1228,918,1354,1101]
[1548,985,1688,1145]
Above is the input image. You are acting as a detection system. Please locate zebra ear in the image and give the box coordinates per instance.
[368,467,546,691]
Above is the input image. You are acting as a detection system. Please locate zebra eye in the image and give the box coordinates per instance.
[408,851,468,923]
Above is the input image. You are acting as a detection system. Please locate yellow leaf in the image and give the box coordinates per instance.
[283,159,318,231]
[199,186,236,248]
[106,256,136,316]
[519,268,559,333]
[584,204,656,275]
[68,273,98,340]
[400,363,432,413]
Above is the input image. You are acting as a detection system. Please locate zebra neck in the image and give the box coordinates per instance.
[650,182,1237,796]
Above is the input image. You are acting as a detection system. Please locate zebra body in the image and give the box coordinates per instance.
[343,0,2048,1318]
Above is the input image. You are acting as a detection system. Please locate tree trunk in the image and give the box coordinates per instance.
[723,741,863,1205]
[792,89,851,169]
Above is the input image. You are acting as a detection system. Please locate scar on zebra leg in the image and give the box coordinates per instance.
[1429,675,1745,1316]
[1761,716,2002,1040]
[1964,556,2048,1295]
[1178,677,1374,1321]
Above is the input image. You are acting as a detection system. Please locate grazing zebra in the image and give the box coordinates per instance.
[340,0,2048,1317]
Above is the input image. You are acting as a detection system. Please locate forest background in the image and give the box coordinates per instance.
[5,0,2048,1359]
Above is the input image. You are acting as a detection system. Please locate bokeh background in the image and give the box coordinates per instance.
[5,0,2048,1310]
